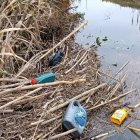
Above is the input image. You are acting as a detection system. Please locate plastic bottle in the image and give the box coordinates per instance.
[110,108,127,125]
[31,73,55,84]
[49,50,64,66]
[62,100,87,138]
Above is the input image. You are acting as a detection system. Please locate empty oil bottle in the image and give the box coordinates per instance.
[110,108,127,125]
[62,100,87,138]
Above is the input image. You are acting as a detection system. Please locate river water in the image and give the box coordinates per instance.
[73,0,140,139]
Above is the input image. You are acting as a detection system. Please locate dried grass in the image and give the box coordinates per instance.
[0,0,80,78]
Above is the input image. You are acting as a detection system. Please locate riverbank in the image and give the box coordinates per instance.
[0,0,138,140]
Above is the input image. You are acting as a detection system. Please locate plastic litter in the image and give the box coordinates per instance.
[49,50,64,66]
[110,102,140,125]
[62,100,87,138]
[110,108,127,125]
[31,73,55,84]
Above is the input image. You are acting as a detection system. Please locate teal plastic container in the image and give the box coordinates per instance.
[62,100,87,138]
[31,73,55,84]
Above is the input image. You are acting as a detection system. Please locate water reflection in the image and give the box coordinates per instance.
[102,0,140,10]
[102,0,140,28]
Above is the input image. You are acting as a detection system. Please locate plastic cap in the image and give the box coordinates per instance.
[84,109,87,112]
[122,108,127,112]
[31,78,37,84]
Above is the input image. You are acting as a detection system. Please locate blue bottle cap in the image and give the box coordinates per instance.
[84,109,87,112]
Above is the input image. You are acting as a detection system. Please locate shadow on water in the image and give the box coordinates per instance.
[102,0,140,10]
[130,130,140,139]
[72,0,140,139]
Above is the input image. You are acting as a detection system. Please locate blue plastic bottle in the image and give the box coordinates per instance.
[31,73,55,84]
[62,100,87,138]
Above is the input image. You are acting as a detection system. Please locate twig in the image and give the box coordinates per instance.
[32,109,45,140]
[65,51,87,74]
[74,50,82,62]
[41,115,62,125]
[65,41,94,74]
[0,84,24,98]
[40,20,88,59]
[113,125,123,133]
[43,99,54,109]
[127,126,140,132]
[91,130,115,140]
[106,70,129,101]
[115,60,130,76]
[127,102,140,113]
[13,91,53,105]
[0,78,27,82]
[62,45,68,65]
[0,87,42,110]
[46,83,107,113]
[93,68,120,82]
[41,123,61,139]
[0,81,30,89]
[19,79,86,90]
[87,89,136,111]
[96,117,123,133]
[0,109,14,113]
[79,54,87,66]
[32,99,62,140]
[0,79,86,96]
[96,117,111,125]
[76,67,87,74]
[13,88,64,105]
[49,128,77,140]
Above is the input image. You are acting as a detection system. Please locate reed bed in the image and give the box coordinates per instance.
[0,0,79,78]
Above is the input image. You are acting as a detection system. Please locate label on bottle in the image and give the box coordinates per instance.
[75,109,86,130]
[113,110,124,119]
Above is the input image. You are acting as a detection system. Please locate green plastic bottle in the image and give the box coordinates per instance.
[31,73,55,84]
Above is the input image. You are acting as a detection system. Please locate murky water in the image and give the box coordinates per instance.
[73,0,140,139]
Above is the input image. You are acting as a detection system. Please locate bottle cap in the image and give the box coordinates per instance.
[122,108,127,112]
[31,78,37,84]
[84,109,87,112]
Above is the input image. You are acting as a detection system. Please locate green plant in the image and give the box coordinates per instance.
[96,37,101,46]
[76,12,85,20]
[87,33,93,38]
[102,36,108,41]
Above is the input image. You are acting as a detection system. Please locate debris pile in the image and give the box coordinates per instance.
[0,0,139,140]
